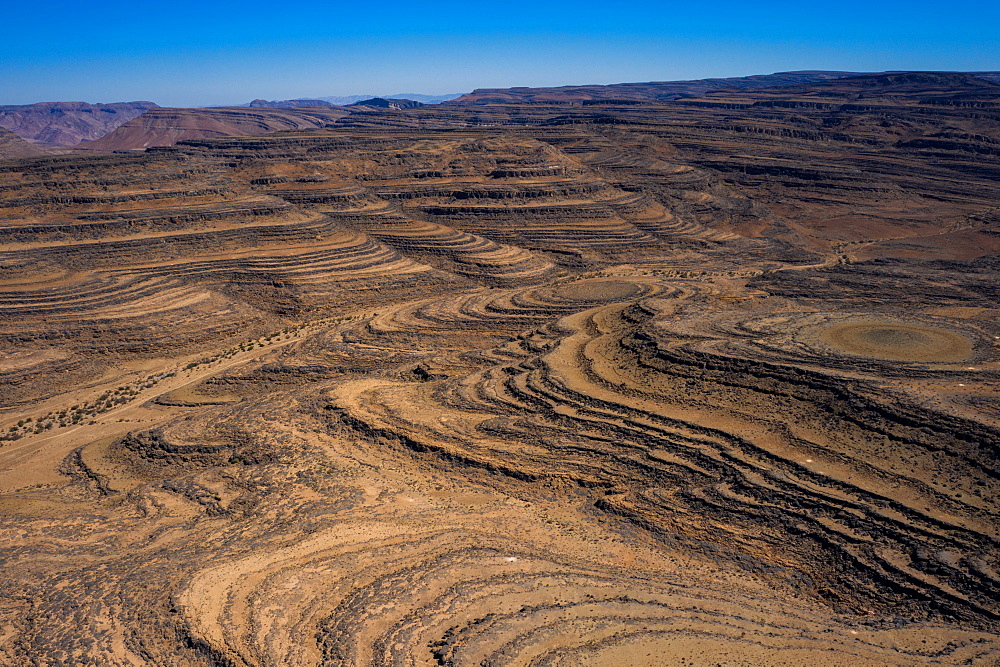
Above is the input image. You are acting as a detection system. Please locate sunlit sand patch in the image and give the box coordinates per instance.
[552,279,644,302]
[819,320,974,362]
[533,279,649,305]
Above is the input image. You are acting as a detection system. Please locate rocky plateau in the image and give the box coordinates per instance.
[0,71,998,666]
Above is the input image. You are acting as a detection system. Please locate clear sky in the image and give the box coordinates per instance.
[3,0,998,107]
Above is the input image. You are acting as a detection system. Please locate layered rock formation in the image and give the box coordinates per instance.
[76,106,352,151]
[678,71,1000,108]
[0,72,998,665]
[348,98,425,110]
[449,70,867,104]
[0,128,50,159]
[248,99,336,108]
[0,101,158,147]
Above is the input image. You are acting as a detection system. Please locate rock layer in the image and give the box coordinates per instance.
[0,101,158,147]
[0,128,49,159]
[76,106,352,151]
[0,73,999,665]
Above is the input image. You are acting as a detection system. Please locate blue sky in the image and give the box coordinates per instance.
[3,0,998,106]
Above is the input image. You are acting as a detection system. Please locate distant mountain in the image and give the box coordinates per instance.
[380,93,463,104]
[0,127,50,159]
[680,71,1000,108]
[772,71,1000,95]
[968,72,1000,84]
[448,71,868,104]
[316,94,380,106]
[348,98,424,110]
[248,99,335,108]
[75,106,351,151]
[248,93,463,107]
[448,71,1000,106]
[0,101,159,147]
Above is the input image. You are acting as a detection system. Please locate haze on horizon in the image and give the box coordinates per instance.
[3,0,999,107]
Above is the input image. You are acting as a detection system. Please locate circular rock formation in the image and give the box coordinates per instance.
[819,320,974,362]
[548,279,644,302]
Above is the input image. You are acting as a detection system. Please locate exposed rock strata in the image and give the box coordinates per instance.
[0,74,998,665]
[0,128,49,159]
[76,106,352,151]
[0,101,158,147]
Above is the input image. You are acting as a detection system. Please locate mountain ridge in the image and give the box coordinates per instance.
[0,101,159,147]
[8,71,999,152]
[0,127,51,158]
[446,70,1000,105]
[236,93,463,108]
[74,106,352,151]
[447,70,867,104]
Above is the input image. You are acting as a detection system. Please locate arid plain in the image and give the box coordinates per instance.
[0,71,999,665]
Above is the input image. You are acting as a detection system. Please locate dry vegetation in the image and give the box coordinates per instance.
[0,72,998,665]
